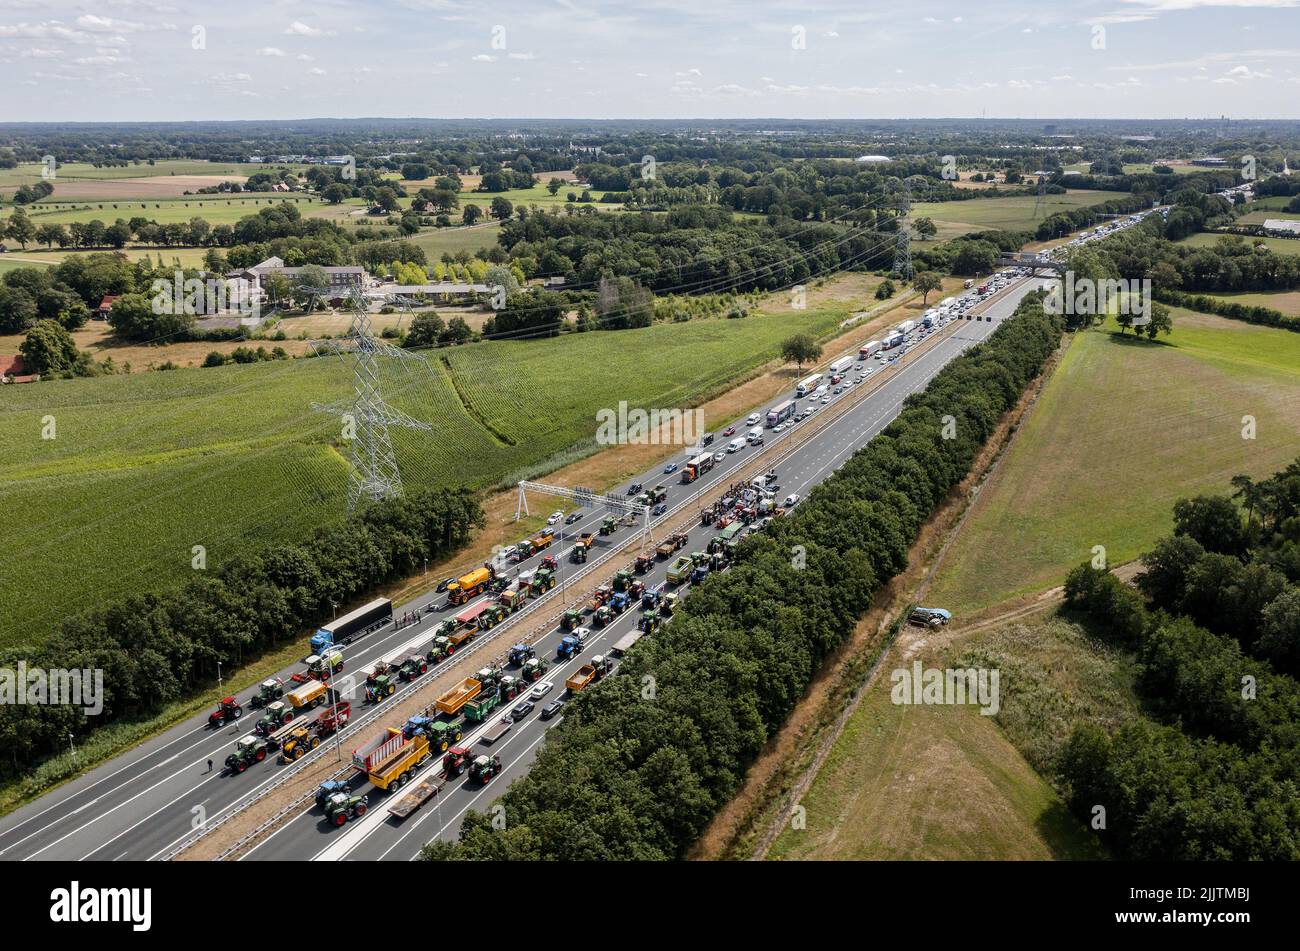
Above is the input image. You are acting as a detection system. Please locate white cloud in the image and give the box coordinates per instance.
[285,21,333,37]
[472,53,495,62]
[507,51,534,60]
[256,47,285,57]
[307,66,326,75]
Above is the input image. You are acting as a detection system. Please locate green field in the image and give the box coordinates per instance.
[1205,288,1300,315]
[0,160,268,187]
[5,195,322,228]
[0,256,52,275]
[0,305,845,644]
[1234,209,1300,227]
[767,615,1121,861]
[927,309,1300,616]
[918,190,1127,240]
[1178,231,1300,255]
[408,221,503,260]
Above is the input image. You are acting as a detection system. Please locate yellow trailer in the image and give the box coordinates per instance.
[369,733,432,791]
[287,679,328,710]
[435,677,482,716]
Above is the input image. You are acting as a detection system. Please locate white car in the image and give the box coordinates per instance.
[713,451,726,462]
[573,626,591,643]
[530,681,554,701]
[775,422,787,432]
[547,511,563,525]
[783,493,801,508]
[746,413,761,426]
[820,395,831,404]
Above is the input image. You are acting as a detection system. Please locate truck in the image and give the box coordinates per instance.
[680,452,714,484]
[921,311,936,329]
[858,340,882,359]
[250,677,285,708]
[208,697,244,728]
[796,372,823,397]
[883,331,904,350]
[463,687,503,723]
[369,732,433,791]
[909,607,952,628]
[404,715,463,753]
[287,678,330,711]
[310,597,392,653]
[566,655,612,694]
[435,677,483,716]
[656,532,689,559]
[766,399,796,428]
[387,776,446,821]
[896,319,916,335]
[481,717,513,745]
[225,735,268,773]
[667,555,694,585]
[829,356,854,376]
[446,565,495,606]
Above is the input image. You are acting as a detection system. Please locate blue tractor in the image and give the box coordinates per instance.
[557,635,582,659]
[315,778,350,810]
[508,643,536,666]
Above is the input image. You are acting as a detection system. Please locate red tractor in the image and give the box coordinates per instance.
[540,554,559,572]
[443,746,473,778]
[208,697,243,728]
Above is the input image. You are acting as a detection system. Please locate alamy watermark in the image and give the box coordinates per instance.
[595,401,706,446]
[151,271,261,324]
[890,661,1000,716]
[1,662,103,715]
[1045,272,1151,324]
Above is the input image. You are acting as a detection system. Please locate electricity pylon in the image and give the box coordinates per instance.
[311,285,431,510]
[891,180,914,280]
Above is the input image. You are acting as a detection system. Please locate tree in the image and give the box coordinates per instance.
[1172,495,1245,557]
[913,217,937,241]
[781,333,822,370]
[875,278,895,300]
[5,207,35,249]
[547,179,563,195]
[36,224,65,250]
[0,284,38,334]
[462,204,483,226]
[403,313,445,349]
[490,197,514,221]
[20,319,80,376]
[1140,301,1173,340]
[322,183,350,204]
[912,271,942,304]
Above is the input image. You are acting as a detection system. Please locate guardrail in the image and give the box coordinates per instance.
[164,313,972,860]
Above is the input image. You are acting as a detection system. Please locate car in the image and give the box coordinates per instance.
[511,700,535,721]
[547,511,563,525]
[783,493,801,508]
[573,626,591,643]
[722,425,736,437]
[713,451,726,462]
[663,462,677,474]
[833,386,843,394]
[774,422,786,433]
[565,512,582,525]
[626,482,643,496]
[652,502,667,517]
[820,395,831,404]
[701,432,714,446]
[529,681,554,701]
[540,700,565,720]
[746,413,761,426]
[435,576,455,593]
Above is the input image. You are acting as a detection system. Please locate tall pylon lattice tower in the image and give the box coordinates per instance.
[311,285,432,511]
[891,180,914,281]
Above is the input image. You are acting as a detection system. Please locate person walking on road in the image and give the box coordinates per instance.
[207,758,213,773]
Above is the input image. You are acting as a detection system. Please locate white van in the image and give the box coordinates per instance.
[727,438,746,453]
[746,427,763,444]
[746,413,761,426]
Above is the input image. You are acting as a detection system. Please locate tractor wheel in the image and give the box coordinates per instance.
[232,706,243,719]
[310,736,321,750]
[386,683,396,697]
[333,812,346,827]
[355,803,367,817]
[446,645,455,655]
[419,663,428,675]
[438,740,448,752]
[293,746,305,760]
[284,711,295,723]
[237,760,248,773]
[255,748,266,762]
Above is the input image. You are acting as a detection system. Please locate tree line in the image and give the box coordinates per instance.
[424,293,1064,860]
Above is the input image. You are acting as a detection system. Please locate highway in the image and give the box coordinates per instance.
[245,278,1048,862]
[0,275,1045,862]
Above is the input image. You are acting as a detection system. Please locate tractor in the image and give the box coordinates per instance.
[594,604,614,628]
[540,554,559,572]
[225,735,268,773]
[255,700,294,735]
[208,696,243,728]
[612,569,634,593]
[366,660,394,686]
[639,610,660,634]
[399,653,429,682]
[407,716,463,753]
[557,635,582,660]
[529,567,556,596]
[508,643,536,666]
[443,746,473,778]
[608,592,630,615]
[634,553,654,575]
[315,779,351,810]
[520,657,550,683]
[599,516,618,536]
[478,604,508,630]
[469,754,503,785]
[366,673,397,703]
[323,791,369,827]
[250,678,285,708]
[560,609,583,632]
[280,726,321,761]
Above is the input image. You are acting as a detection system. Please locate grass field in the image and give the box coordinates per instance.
[0,256,52,275]
[1177,231,1300,255]
[5,194,321,228]
[408,221,503,260]
[0,302,848,644]
[767,615,1123,861]
[1234,209,1300,227]
[917,190,1127,240]
[1204,288,1300,315]
[926,309,1300,616]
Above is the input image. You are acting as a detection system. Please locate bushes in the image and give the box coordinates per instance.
[426,294,1063,861]
[0,488,483,779]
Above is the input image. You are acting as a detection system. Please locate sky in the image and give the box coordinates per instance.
[2,0,1299,122]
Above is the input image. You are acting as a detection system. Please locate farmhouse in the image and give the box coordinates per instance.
[96,295,120,320]
[0,354,38,384]
[227,256,368,303]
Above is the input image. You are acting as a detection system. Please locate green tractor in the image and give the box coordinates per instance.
[594,604,614,628]
[560,609,582,632]
[255,700,294,735]
[225,735,269,773]
[639,610,660,634]
[477,604,508,631]
[251,677,285,708]
[366,673,397,703]
[520,656,550,683]
[599,516,618,536]
[399,653,429,682]
[468,754,503,785]
[612,569,634,593]
[323,791,369,827]
[530,567,557,596]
